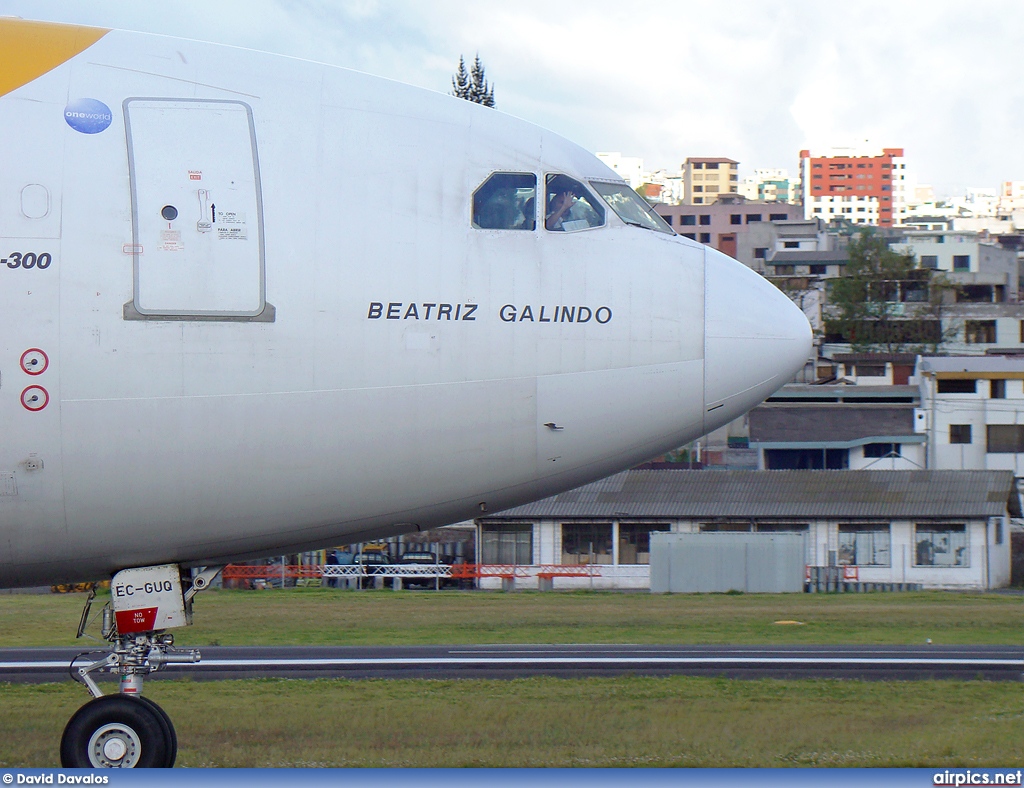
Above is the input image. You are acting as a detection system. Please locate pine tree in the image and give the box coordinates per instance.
[469,54,495,107]
[451,54,495,107]
[451,55,471,101]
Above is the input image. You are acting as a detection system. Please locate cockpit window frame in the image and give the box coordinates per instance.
[471,171,538,232]
[544,173,606,233]
[589,179,677,236]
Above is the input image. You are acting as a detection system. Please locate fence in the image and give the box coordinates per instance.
[805,566,922,593]
[223,562,624,590]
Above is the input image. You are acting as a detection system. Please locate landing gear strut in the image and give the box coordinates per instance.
[60,564,220,768]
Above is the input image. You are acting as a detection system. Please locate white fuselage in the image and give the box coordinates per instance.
[0,21,811,588]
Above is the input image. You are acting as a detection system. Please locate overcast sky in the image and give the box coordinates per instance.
[3,0,1022,196]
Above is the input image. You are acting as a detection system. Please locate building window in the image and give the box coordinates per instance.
[991,379,1006,399]
[700,522,750,532]
[730,214,742,225]
[754,248,768,259]
[618,524,670,564]
[693,185,704,192]
[693,162,703,169]
[920,255,939,269]
[953,255,970,271]
[774,265,795,274]
[986,425,1024,453]
[784,241,799,248]
[561,522,613,564]
[838,523,891,566]
[699,215,711,226]
[855,364,886,377]
[863,443,901,458]
[693,198,703,204]
[949,424,972,444]
[746,214,762,223]
[706,162,719,169]
[938,379,977,394]
[965,320,996,344]
[682,233,696,240]
[699,233,711,243]
[769,213,788,221]
[914,524,968,567]
[764,448,848,470]
[481,524,533,565]
[809,265,827,275]
[659,214,672,226]
[680,215,696,226]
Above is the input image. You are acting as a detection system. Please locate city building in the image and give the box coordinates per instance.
[595,152,645,189]
[892,230,1019,304]
[475,469,1015,590]
[919,355,1024,474]
[654,197,801,265]
[748,372,924,471]
[738,168,801,204]
[683,157,739,205]
[800,145,908,227]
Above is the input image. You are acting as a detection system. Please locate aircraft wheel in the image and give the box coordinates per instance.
[136,696,177,767]
[60,695,171,768]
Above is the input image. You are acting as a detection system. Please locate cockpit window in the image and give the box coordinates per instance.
[545,174,605,232]
[590,181,675,235]
[472,172,537,230]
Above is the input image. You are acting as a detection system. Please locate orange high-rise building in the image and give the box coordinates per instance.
[800,146,907,227]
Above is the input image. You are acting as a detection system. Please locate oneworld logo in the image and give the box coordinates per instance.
[64,98,112,134]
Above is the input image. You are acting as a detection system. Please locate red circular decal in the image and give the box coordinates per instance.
[20,348,49,376]
[20,385,49,411]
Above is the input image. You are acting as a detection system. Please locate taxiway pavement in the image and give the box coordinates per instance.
[0,644,1021,683]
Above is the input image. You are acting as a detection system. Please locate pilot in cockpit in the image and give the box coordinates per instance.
[545,176,582,231]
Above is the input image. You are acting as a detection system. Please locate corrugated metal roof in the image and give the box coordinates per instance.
[482,470,1017,521]
[833,353,917,364]
[920,356,1024,374]
[749,406,916,443]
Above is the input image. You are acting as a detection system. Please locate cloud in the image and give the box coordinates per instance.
[3,0,1024,193]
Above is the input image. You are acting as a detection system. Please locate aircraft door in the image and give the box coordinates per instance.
[123,99,271,320]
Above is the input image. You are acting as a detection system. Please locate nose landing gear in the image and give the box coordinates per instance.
[59,564,219,768]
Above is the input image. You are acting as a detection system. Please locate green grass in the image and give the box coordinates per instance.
[1,587,1022,647]
[4,589,1024,768]
[3,676,1024,767]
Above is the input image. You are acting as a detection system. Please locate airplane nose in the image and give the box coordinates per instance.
[703,248,812,424]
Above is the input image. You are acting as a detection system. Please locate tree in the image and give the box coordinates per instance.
[451,54,495,107]
[825,231,958,353]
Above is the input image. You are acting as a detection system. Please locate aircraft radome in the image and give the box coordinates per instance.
[0,18,812,767]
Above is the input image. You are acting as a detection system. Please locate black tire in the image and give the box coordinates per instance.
[60,695,170,768]
[135,696,177,767]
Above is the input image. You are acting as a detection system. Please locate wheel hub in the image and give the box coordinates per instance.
[89,723,140,768]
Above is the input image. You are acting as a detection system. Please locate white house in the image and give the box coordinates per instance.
[919,355,1024,473]
[475,469,1016,591]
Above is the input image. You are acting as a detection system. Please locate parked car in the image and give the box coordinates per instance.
[354,551,392,589]
[397,551,452,589]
